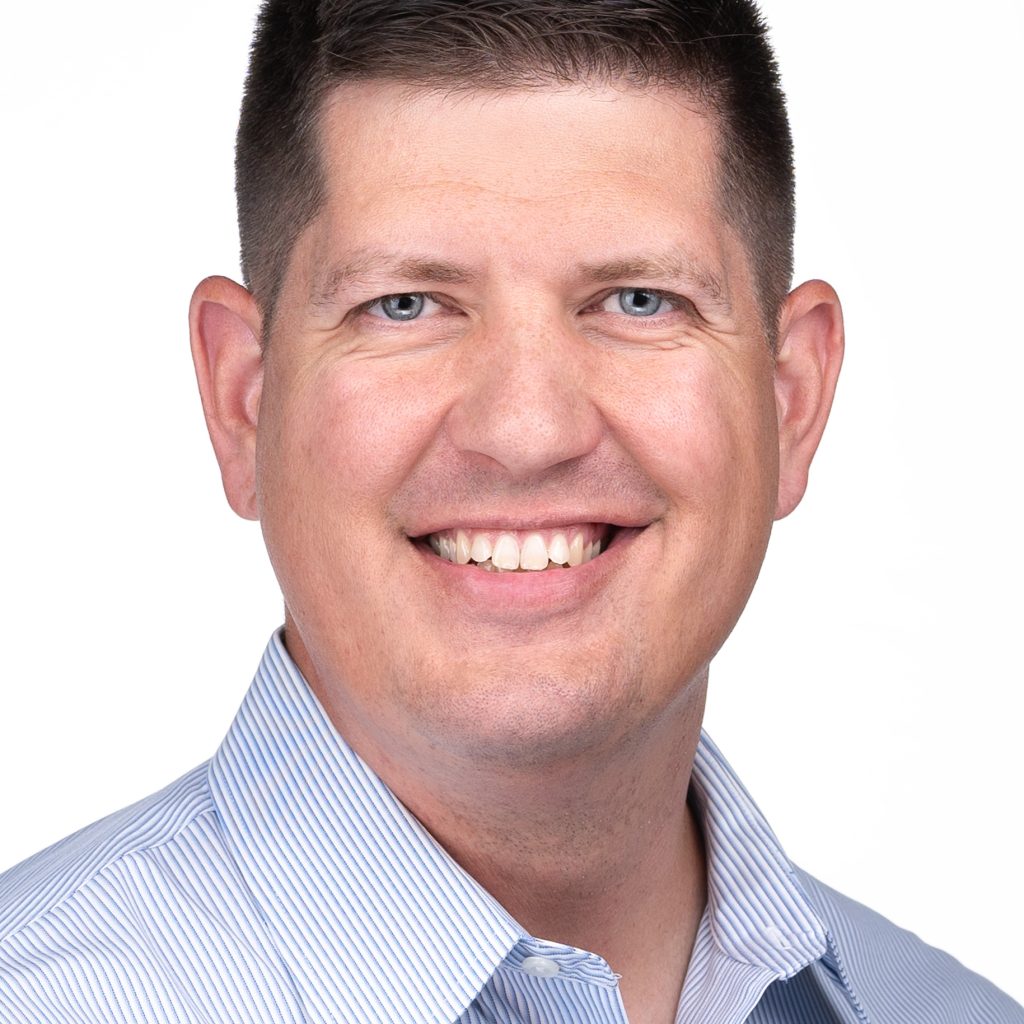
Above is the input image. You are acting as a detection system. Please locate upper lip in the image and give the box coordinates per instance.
[406,512,656,538]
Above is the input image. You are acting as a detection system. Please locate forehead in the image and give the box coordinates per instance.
[291,80,748,311]
[318,78,721,207]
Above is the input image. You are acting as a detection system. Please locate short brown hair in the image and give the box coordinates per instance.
[236,0,794,335]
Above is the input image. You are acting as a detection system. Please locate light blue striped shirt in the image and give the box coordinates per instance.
[2,631,1020,1023]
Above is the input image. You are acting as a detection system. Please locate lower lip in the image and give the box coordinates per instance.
[411,527,645,616]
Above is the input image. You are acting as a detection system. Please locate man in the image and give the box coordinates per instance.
[1,0,1021,1021]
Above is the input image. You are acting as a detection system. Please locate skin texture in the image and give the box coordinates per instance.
[190,81,843,1023]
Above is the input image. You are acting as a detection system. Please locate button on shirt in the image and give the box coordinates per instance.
[1,631,1021,1023]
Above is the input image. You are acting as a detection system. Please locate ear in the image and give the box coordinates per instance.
[773,279,844,520]
[189,276,264,520]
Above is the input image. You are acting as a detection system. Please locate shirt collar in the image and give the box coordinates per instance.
[209,631,847,1023]
[689,734,829,975]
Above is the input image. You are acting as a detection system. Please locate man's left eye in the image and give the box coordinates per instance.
[600,288,673,317]
[366,293,440,321]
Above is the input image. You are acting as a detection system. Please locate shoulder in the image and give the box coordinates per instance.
[0,764,303,1023]
[0,762,215,942]
[795,867,1024,1023]
[0,764,224,1022]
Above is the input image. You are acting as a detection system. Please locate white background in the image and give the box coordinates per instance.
[1,0,1021,1006]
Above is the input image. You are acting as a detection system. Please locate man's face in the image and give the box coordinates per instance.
[254,82,783,765]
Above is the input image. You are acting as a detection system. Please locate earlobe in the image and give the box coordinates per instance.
[189,276,264,521]
[773,279,845,520]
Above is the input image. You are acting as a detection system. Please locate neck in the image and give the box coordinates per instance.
[304,643,709,1023]
[423,742,707,1024]
[417,718,706,943]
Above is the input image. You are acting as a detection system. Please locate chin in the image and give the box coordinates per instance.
[400,646,669,769]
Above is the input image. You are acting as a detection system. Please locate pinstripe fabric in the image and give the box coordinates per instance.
[2,630,1021,1023]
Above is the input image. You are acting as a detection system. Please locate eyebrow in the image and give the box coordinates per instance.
[309,252,478,309]
[576,252,731,315]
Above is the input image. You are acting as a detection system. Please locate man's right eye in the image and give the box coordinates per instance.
[366,293,438,321]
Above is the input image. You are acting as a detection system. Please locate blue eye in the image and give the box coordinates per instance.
[615,288,667,317]
[372,293,426,320]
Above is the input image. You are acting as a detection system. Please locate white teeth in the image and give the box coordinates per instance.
[567,533,585,567]
[519,533,549,571]
[547,532,570,565]
[491,533,520,571]
[469,533,493,564]
[427,527,609,569]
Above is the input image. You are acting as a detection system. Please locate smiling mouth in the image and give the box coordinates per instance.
[418,524,618,572]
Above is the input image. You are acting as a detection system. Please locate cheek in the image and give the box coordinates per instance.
[601,348,778,642]
[254,356,447,606]
[274,356,451,504]
[600,348,776,509]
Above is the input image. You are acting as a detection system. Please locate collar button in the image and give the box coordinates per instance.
[521,955,561,978]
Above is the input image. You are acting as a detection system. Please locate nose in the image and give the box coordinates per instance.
[444,312,605,479]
